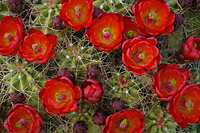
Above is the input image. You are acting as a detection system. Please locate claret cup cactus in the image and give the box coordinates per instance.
[0,0,200,132]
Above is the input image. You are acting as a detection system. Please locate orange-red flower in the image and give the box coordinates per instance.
[151,63,190,101]
[39,76,82,117]
[167,84,200,128]
[59,0,94,31]
[81,78,105,104]
[3,103,43,133]
[132,0,175,37]
[60,0,93,4]
[176,35,200,63]
[122,16,140,41]
[85,12,124,51]
[0,16,25,56]
[101,109,145,133]
[17,28,57,64]
[122,36,162,76]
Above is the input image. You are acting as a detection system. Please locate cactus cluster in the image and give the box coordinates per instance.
[2,56,47,107]
[93,0,131,14]
[0,0,200,132]
[145,105,176,133]
[107,68,143,108]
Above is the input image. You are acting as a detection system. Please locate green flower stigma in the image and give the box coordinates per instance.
[5,33,9,38]
[55,93,60,99]
[16,121,22,128]
[151,13,156,19]
[194,43,197,48]
[32,44,39,51]
[33,45,37,50]
[122,119,127,125]
[171,79,176,85]
[4,33,11,40]
[105,28,110,32]
[128,30,134,36]
[186,102,192,109]
[139,53,145,59]
[76,8,79,12]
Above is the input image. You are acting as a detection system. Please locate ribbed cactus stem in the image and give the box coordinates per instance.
[43,9,52,34]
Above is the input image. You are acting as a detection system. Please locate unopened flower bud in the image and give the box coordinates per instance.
[173,14,184,30]
[10,91,26,104]
[82,78,105,104]
[109,97,125,112]
[86,64,101,79]
[73,121,88,133]
[52,15,66,30]
[93,8,103,19]
[7,0,24,14]
[57,68,75,83]
[92,109,108,125]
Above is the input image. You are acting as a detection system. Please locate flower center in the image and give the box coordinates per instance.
[132,53,145,62]
[120,119,128,129]
[55,93,61,99]
[75,5,82,20]
[127,30,134,37]
[4,33,14,42]
[185,100,193,110]
[102,28,111,42]
[103,28,110,36]
[32,44,40,51]
[170,79,176,86]
[5,33,10,39]
[55,93,65,101]
[145,12,156,26]
[16,119,28,128]
[150,12,156,19]
[194,43,197,48]
[162,79,176,92]
[162,81,172,91]
[139,53,145,59]
[16,121,22,128]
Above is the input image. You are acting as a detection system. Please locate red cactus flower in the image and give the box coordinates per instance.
[85,12,124,51]
[59,0,94,31]
[81,78,105,104]
[38,76,82,117]
[101,109,145,133]
[3,103,43,133]
[0,16,25,56]
[176,35,200,63]
[122,16,141,41]
[122,36,162,76]
[151,63,190,101]
[17,28,57,64]
[167,84,200,128]
[60,0,93,4]
[132,0,175,37]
